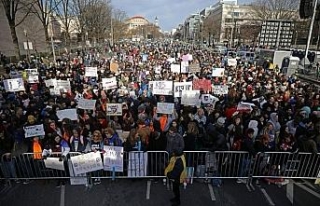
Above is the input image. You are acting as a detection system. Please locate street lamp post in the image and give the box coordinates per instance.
[50,13,56,64]
[23,29,30,63]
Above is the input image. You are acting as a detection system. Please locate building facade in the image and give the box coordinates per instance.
[126,16,149,30]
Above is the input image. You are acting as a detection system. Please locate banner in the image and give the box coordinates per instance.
[56,109,78,121]
[128,152,148,177]
[25,69,39,83]
[193,79,212,92]
[181,90,201,107]
[3,78,25,92]
[77,99,96,110]
[102,77,117,90]
[54,80,71,95]
[85,67,98,77]
[188,63,201,73]
[68,160,87,185]
[106,103,122,116]
[156,102,174,114]
[23,124,45,138]
[44,157,65,171]
[103,146,124,172]
[211,68,225,77]
[213,85,229,95]
[174,82,193,98]
[70,152,103,175]
[227,58,237,67]
[149,81,173,95]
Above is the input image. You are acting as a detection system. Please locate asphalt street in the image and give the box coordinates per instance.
[0,179,296,206]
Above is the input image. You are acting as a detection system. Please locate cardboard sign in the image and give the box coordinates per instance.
[102,77,117,90]
[56,109,78,121]
[188,63,201,73]
[170,64,188,73]
[156,102,174,114]
[103,146,124,172]
[106,103,122,116]
[77,99,96,110]
[174,82,192,98]
[54,80,71,95]
[3,78,25,92]
[70,152,103,175]
[193,79,212,92]
[181,90,201,107]
[128,152,148,177]
[211,68,225,77]
[23,124,45,138]
[110,63,119,73]
[149,81,173,95]
[213,85,229,95]
[85,67,98,77]
[25,69,39,83]
[44,157,65,171]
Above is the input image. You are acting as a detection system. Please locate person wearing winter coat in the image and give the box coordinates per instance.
[166,127,185,156]
[267,113,281,150]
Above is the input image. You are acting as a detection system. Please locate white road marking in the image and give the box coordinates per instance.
[260,188,275,206]
[286,180,294,204]
[146,180,151,200]
[295,183,320,199]
[60,185,65,206]
[208,183,216,201]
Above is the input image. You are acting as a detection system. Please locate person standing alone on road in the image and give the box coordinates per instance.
[165,148,187,206]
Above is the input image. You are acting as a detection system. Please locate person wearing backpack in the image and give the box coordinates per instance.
[165,148,187,206]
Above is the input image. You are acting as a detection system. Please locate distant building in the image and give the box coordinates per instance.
[126,16,149,30]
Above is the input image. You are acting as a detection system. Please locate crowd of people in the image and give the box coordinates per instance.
[0,41,320,185]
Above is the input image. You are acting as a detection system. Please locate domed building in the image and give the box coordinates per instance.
[126,15,149,30]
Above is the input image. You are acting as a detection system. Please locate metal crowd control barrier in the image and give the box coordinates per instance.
[1,151,320,183]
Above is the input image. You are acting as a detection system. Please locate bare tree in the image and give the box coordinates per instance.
[32,0,62,42]
[249,0,299,20]
[112,8,128,41]
[1,0,35,59]
[201,15,220,45]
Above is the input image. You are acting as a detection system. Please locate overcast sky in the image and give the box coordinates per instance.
[112,0,251,32]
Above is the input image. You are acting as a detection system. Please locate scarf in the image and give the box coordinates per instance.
[33,140,42,160]
[159,115,168,132]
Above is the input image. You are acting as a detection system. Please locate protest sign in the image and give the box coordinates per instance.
[213,85,229,95]
[77,99,96,110]
[188,63,201,73]
[70,152,103,175]
[193,79,212,92]
[106,103,122,116]
[44,79,56,87]
[3,78,25,92]
[56,109,78,121]
[227,58,237,67]
[23,124,45,138]
[110,63,119,73]
[237,102,255,112]
[170,64,188,73]
[25,69,39,83]
[181,90,201,107]
[44,157,65,171]
[142,54,148,62]
[53,80,71,95]
[156,102,174,114]
[68,160,87,185]
[102,77,117,90]
[166,57,175,63]
[149,81,173,95]
[201,94,216,104]
[85,67,98,77]
[211,68,225,77]
[128,152,148,177]
[103,146,124,172]
[174,82,192,97]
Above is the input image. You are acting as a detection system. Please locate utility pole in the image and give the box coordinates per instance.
[304,0,318,63]
[50,13,56,64]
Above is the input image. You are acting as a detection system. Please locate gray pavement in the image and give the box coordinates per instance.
[0,179,295,206]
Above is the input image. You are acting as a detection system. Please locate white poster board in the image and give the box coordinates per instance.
[103,146,124,172]
[77,99,96,110]
[170,63,188,73]
[70,152,103,175]
[23,124,45,138]
[68,160,87,185]
[213,85,229,95]
[25,69,39,83]
[149,81,173,95]
[3,78,25,92]
[128,152,148,177]
[156,102,174,114]
[54,80,71,95]
[181,90,201,107]
[211,68,225,77]
[227,58,237,67]
[85,67,98,77]
[174,82,192,97]
[44,157,65,171]
[106,103,122,116]
[102,77,117,90]
[56,109,78,121]
[44,79,56,87]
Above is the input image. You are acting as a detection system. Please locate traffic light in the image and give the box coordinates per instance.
[299,0,315,19]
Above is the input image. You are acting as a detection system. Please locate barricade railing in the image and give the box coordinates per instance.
[1,151,320,183]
